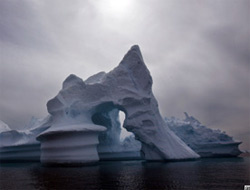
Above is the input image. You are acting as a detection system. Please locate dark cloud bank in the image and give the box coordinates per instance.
[0,0,249,150]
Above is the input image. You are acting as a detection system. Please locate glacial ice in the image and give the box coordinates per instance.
[0,116,51,161]
[37,45,199,165]
[0,120,11,133]
[165,112,242,157]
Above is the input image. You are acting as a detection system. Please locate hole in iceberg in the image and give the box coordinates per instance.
[119,111,133,141]
[92,108,141,160]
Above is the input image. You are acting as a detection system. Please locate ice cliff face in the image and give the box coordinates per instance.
[37,45,199,164]
[166,112,242,157]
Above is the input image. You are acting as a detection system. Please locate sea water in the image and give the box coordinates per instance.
[0,157,249,190]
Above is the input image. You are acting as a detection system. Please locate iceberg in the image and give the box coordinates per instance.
[0,116,51,161]
[0,120,11,133]
[0,45,242,164]
[165,112,242,157]
[37,45,199,165]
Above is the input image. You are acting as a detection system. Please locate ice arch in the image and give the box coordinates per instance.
[91,106,123,156]
[91,107,141,160]
[37,45,199,165]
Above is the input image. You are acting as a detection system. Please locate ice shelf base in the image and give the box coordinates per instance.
[37,124,106,165]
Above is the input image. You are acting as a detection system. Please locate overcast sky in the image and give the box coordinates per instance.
[0,0,249,150]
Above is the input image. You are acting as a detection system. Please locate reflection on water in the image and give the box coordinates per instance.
[0,158,249,190]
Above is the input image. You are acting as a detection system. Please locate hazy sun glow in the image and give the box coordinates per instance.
[97,0,133,19]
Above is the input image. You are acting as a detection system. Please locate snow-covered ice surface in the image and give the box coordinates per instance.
[0,117,51,161]
[165,112,242,157]
[37,45,199,165]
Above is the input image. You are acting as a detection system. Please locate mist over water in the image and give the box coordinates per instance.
[0,158,249,190]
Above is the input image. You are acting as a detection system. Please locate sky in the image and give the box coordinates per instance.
[0,0,249,150]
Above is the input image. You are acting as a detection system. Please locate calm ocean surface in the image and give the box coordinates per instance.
[0,157,249,190]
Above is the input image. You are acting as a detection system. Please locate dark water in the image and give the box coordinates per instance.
[0,158,249,190]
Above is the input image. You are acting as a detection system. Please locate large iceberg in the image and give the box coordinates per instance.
[165,112,242,157]
[0,117,51,161]
[0,45,242,164]
[37,45,199,165]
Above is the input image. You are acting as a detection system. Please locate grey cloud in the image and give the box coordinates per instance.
[0,0,54,51]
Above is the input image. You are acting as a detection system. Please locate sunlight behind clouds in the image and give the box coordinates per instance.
[97,0,134,18]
